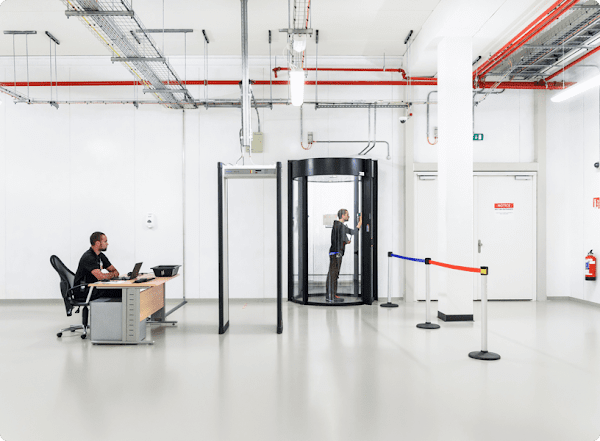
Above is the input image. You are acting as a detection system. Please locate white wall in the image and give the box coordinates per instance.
[0,55,405,300]
[412,86,535,163]
[546,53,600,304]
[2,53,566,303]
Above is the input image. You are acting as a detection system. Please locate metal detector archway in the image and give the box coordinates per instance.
[217,162,283,334]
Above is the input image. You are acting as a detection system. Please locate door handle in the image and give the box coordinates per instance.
[478,239,483,253]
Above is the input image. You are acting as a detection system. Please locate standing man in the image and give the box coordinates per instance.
[325,209,362,303]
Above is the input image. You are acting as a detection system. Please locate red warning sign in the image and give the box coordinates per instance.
[494,203,514,215]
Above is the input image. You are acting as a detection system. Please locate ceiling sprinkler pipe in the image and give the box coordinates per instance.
[546,45,600,81]
[272,66,433,81]
[477,0,579,79]
[475,0,571,77]
[240,0,252,152]
[0,80,571,92]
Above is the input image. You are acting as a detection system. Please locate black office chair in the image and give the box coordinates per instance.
[50,255,91,340]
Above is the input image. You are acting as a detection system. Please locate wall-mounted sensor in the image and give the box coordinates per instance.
[146,213,155,229]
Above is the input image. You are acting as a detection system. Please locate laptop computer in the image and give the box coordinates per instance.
[113,262,143,280]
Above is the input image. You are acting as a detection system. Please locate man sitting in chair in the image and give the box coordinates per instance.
[74,231,121,300]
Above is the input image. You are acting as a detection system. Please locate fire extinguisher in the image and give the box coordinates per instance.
[586,250,596,280]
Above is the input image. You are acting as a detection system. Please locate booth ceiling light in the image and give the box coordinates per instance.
[292,35,307,53]
[290,70,305,106]
[551,74,600,102]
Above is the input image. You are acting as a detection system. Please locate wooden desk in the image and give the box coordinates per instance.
[89,275,179,345]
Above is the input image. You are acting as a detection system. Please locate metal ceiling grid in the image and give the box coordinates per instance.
[290,0,311,68]
[61,0,196,109]
[486,2,600,82]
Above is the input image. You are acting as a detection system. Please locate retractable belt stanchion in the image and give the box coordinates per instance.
[380,252,399,308]
[469,266,500,360]
[416,258,440,329]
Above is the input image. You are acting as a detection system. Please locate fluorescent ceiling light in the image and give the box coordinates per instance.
[289,70,305,106]
[293,35,307,53]
[551,74,600,102]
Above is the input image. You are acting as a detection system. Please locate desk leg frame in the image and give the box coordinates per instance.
[147,284,182,326]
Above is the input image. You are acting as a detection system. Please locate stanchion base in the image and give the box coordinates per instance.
[380,302,399,308]
[468,350,500,361]
[416,322,440,329]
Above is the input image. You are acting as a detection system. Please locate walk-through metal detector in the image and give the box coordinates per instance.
[217,162,283,334]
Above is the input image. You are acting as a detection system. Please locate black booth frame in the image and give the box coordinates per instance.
[288,158,378,306]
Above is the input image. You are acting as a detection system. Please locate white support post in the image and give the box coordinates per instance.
[469,267,500,360]
[417,258,439,329]
[381,252,398,308]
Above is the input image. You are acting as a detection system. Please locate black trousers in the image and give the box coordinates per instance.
[326,254,342,299]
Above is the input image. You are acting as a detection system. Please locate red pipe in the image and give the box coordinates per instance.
[274,66,404,77]
[545,45,600,81]
[271,66,436,81]
[478,81,572,89]
[476,0,566,76]
[476,0,569,77]
[0,80,569,89]
[0,79,438,87]
[476,0,578,79]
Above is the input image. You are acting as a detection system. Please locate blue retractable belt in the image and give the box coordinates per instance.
[390,253,425,263]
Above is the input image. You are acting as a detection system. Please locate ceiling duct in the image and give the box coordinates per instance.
[485,1,600,83]
[61,0,196,109]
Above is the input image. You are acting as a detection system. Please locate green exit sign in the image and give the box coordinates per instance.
[473,134,484,141]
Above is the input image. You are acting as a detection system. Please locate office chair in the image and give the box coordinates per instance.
[50,255,91,340]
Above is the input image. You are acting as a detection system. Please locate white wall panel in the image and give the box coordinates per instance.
[546,51,600,305]
[0,69,6,299]
[68,103,136,285]
[5,104,71,299]
[0,56,405,300]
[134,106,184,298]
[546,94,570,298]
[412,88,535,164]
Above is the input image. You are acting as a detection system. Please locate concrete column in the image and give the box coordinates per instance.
[534,90,547,302]
[437,36,474,321]
[404,109,416,303]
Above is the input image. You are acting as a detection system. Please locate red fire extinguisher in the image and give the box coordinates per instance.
[586,250,596,280]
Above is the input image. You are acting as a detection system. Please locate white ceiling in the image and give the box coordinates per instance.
[0,0,560,76]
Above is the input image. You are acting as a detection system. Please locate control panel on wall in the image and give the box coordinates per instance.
[146,213,155,229]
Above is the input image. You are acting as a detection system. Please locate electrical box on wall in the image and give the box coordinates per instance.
[146,213,155,229]
[247,132,263,153]
[323,213,336,227]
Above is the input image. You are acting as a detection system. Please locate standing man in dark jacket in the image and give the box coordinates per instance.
[326,209,362,303]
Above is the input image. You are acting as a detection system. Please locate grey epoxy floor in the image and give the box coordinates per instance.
[1,298,600,441]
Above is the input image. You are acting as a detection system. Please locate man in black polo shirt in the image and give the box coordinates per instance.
[325,209,362,303]
[74,232,120,286]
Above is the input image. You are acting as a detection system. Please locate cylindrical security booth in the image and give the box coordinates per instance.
[288,158,378,306]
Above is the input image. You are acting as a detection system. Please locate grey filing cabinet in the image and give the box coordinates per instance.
[90,298,146,342]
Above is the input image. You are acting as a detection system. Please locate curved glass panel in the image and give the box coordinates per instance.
[307,175,362,305]
[292,178,302,302]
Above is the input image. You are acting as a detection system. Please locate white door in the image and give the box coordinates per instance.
[474,174,536,300]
